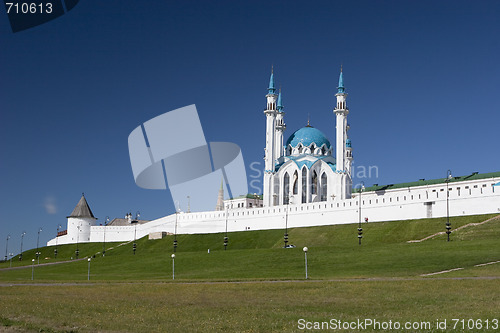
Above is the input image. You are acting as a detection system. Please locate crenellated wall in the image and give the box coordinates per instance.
[47,176,500,246]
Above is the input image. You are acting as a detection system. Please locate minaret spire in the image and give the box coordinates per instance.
[215,178,224,211]
[337,65,345,93]
[277,87,283,111]
[268,65,276,94]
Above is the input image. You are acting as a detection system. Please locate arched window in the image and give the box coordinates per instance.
[293,170,298,195]
[283,173,290,205]
[298,144,303,154]
[321,173,327,201]
[287,145,292,155]
[302,168,307,203]
[312,170,318,195]
[321,146,326,155]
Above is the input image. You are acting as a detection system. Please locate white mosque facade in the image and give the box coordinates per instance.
[47,70,500,246]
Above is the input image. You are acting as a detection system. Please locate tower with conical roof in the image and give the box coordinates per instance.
[215,179,225,211]
[67,193,98,243]
[263,67,278,206]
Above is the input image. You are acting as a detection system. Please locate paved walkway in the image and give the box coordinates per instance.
[407,214,500,243]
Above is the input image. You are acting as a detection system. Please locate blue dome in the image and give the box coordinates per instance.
[286,126,331,149]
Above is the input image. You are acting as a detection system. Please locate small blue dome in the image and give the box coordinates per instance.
[286,126,331,149]
[346,139,352,148]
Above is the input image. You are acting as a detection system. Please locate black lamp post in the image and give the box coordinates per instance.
[446,170,452,242]
[75,225,80,259]
[103,216,109,256]
[54,225,61,259]
[173,211,178,253]
[284,195,293,248]
[284,205,289,248]
[4,235,10,261]
[357,182,365,245]
[132,211,140,255]
[19,231,26,261]
[36,227,42,264]
[224,207,228,250]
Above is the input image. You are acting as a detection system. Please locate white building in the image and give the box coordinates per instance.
[47,71,500,246]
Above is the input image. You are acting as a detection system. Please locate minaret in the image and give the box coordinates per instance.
[345,138,353,175]
[334,67,350,199]
[275,88,286,160]
[263,68,278,206]
[215,179,224,211]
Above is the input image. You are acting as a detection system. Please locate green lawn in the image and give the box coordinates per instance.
[0,214,498,332]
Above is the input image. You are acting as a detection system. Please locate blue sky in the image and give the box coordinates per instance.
[1,0,499,253]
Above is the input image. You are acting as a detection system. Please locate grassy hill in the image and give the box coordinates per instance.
[1,213,499,282]
[0,214,499,332]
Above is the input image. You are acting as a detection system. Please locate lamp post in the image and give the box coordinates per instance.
[446,170,452,242]
[102,216,109,257]
[303,247,308,279]
[171,254,175,280]
[284,204,289,248]
[284,195,294,248]
[133,211,140,255]
[75,225,80,259]
[54,225,62,259]
[187,196,191,213]
[87,258,91,280]
[4,235,10,261]
[224,206,228,250]
[173,211,178,253]
[357,182,365,245]
[31,259,35,280]
[36,227,42,264]
[19,231,26,261]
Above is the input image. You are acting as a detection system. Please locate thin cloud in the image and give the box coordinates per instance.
[44,196,57,215]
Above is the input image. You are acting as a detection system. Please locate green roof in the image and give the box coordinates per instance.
[228,194,263,200]
[353,171,500,193]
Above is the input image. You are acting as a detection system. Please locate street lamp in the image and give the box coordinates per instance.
[36,227,42,264]
[75,225,80,259]
[224,207,229,250]
[19,231,26,261]
[173,210,178,253]
[284,205,289,248]
[187,196,191,213]
[446,170,452,242]
[102,216,109,257]
[284,195,294,248]
[8,253,14,268]
[31,259,35,280]
[133,211,140,255]
[4,235,10,261]
[54,225,62,259]
[171,253,175,280]
[87,258,91,280]
[303,247,308,279]
[357,182,365,245]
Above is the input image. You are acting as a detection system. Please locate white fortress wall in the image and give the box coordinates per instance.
[47,177,500,246]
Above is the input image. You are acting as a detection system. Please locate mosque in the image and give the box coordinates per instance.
[262,68,352,207]
[47,70,500,247]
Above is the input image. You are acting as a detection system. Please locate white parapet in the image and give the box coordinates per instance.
[47,176,500,246]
